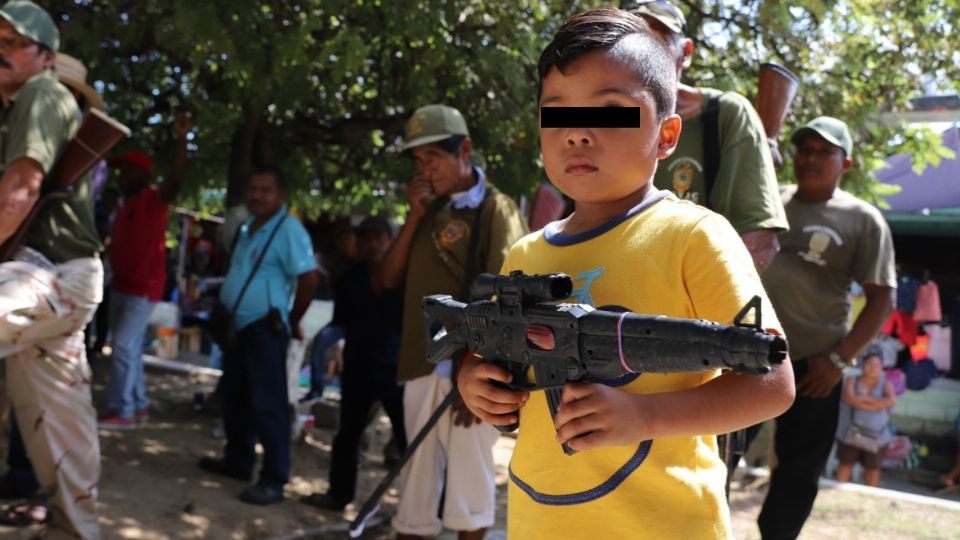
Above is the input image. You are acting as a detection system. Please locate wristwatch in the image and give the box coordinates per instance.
[828,351,856,370]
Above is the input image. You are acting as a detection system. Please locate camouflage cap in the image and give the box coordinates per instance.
[0,0,58,51]
[623,0,687,36]
[401,104,470,152]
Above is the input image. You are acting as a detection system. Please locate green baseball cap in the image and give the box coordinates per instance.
[791,116,853,157]
[401,104,470,152]
[623,0,687,36]
[0,1,58,51]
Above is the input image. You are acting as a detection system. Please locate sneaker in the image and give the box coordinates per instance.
[135,409,150,421]
[97,415,137,430]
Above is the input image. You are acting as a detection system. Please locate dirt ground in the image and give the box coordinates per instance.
[0,360,957,540]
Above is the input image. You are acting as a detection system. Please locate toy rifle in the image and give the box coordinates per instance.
[349,271,785,535]
[0,108,130,261]
[755,63,800,167]
[424,271,786,454]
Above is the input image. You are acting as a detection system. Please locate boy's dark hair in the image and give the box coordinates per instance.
[537,7,677,120]
[436,135,467,157]
[250,164,287,191]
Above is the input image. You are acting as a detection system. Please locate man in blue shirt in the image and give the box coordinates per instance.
[199,165,318,505]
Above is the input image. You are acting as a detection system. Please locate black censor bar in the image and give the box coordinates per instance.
[540,106,642,128]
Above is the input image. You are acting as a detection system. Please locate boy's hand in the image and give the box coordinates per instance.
[554,382,649,452]
[451,398,482,428]
[456,355,528,426]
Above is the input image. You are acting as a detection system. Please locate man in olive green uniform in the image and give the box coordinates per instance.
[758,117,896,539]
[0,2,103,538]
[626,0,788,272]
[376,104,527,539]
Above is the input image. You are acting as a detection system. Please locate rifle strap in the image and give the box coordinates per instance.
[459,190,491,302]
[701,93,722,211]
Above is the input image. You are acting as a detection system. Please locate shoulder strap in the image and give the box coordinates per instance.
[228,214,288,316]
[460,190,492,301]
[701,94,722,210]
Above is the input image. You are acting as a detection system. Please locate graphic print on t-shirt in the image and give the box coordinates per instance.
[570,267,605,306]
[668,157,702,204]
[798,224,843,267]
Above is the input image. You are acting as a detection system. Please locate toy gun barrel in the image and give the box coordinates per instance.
[577,310,787,380]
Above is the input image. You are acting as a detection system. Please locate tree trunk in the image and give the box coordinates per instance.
[226,101,263,208]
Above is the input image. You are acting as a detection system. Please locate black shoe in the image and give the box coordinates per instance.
[197,457,252,482]
[239,484,284,506]
[300,492,347,511]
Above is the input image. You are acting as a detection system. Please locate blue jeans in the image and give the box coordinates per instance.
[106,291,155,419]
[309,324,344,391]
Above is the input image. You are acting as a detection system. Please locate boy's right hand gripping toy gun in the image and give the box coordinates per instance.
[423,271,788,454]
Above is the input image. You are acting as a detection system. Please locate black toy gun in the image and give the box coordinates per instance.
[422,271,787,454]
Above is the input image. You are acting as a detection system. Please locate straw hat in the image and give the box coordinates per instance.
[55,53,105,111]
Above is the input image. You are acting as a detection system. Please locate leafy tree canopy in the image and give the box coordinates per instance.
[51,0,959,218]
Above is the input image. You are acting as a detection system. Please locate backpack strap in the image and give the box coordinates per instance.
[701,93,722,210]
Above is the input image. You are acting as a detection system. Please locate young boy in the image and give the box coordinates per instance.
[457,7,795,539]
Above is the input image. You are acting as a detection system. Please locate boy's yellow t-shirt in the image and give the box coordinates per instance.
[500,192,782,540]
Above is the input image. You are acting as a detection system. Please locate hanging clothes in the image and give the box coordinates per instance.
[913,280,942,322]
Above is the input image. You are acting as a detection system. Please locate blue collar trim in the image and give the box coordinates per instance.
[543,190,668,246]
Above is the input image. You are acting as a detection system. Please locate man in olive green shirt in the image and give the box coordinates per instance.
[758,117,895,539]
[0,2,102,538]
[376,104,527,539]
[626,0,788,272]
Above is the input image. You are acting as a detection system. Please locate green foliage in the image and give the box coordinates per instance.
[684,0,960,203]
[51,0,959,216]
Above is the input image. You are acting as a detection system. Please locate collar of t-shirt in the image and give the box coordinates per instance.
[447,166,486,209]
[241,204,288,238]
[6,70,54,107]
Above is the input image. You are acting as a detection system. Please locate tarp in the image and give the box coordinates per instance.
[875,124,960,236]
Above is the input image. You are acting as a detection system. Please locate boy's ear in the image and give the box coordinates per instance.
[657,114,682,159]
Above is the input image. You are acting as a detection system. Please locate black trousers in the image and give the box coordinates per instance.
[221,317,291,490]
[4,412,38,493]
[758,360,842,540]
[327,371,406,506]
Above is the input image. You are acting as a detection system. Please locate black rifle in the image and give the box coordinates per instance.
[422,271,788,455]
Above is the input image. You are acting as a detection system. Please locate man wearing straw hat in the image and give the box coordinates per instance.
[0,50,109,532]
[0,1,104,538]
[625,0,788,273]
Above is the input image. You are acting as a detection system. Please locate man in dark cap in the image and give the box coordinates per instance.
[303,215,408,511]
[0,1,102,537]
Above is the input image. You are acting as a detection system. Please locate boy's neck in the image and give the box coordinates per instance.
[560,183,654,236]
